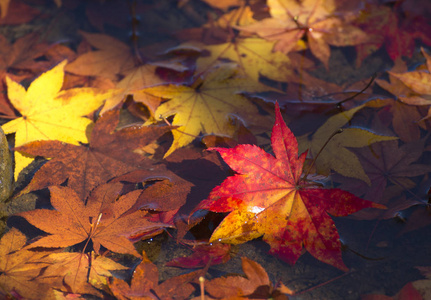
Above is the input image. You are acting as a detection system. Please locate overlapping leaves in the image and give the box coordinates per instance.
[193,103,385,270]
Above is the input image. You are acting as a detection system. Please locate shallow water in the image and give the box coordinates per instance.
[1,0,431,299]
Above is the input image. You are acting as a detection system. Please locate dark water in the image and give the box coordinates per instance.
[1,0,431,299]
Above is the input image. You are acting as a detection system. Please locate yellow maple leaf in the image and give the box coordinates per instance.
[196,38,296,83]
[143,64,273,157]
[298,105,398,184]
[1,60,110,180]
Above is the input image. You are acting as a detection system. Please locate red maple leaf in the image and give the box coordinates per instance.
[193,103,385,270]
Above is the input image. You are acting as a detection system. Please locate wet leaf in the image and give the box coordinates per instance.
[235,0,368,68]
[298,104,398,184]
[195,37,295,83]
[15,108,172,200]
[333,139,431,220]
[110,251,200,300]
[193,103,385,270]
[0,228,53,299]
[1,60,112,180]
[204,257,292,299]
[388,49,431,121]
[143,64,272,157]
[41,251,127,297]
[18,184,171,257]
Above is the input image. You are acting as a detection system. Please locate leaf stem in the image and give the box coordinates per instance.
[302,128,343,180]
[336,73,377,109]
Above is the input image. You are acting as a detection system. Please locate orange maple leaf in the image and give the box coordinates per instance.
[110,251,201,300]
[18,183,171,257]
[193,103,385,270]
[0,228,53,299]
[204,257,293,299]
[40,251,127,297]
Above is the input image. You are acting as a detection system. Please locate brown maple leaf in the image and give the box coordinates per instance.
[64,31,182,114]
[0,33,74,119]
[18,183,171,257]
[375,59,427,141]
[39,251,127,297]
[333,139,431,220]
[110,251,201,300]
[386,48,431,121]
[15,108,172,200]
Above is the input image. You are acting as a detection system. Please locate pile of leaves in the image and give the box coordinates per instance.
[1,0,431,299]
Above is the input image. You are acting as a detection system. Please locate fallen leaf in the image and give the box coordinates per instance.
[355,3,431,64]
[109,251,160,300]
[193,103,385,270]
[113,172,192,214]
[0,228,53,299]
[65,32,180,115]
[143,64,272,157]
[374,59,426,142]
[176,5,257,45]
[387,48,431,121]
[235,0,368,68]
[195,37,296,83]
[65,32,135,80]
[333,139,431,220]
[18,184,171,257]
[204,257,292,299]
[110,251,200,300]
[15,108,172,200]
[41,251,127,297]
[1,60,112,180]
[297,104,398,184]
